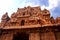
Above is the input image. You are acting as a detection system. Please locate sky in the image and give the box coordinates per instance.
[0,0,60,22]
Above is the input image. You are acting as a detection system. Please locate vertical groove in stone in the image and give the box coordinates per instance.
[40,31,56,40]
[0,33,13,40]
[29,32,40,40]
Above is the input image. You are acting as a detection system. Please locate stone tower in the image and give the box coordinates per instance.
[0,6,60,40]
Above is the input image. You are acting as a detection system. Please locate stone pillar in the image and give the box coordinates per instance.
[55,32,60,40]
[0,33,13,40]
[48,31,56,40]
[40,31,56,40]
[29,32,40,40]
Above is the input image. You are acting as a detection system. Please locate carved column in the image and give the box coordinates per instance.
[29,32,40,40]
[40,31,56,40]
[0,33,13,40]
[55,32,60,40]
[48,31,56,40]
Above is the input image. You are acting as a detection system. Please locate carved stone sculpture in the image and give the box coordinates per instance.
[0,6,60,27]
[1,12,10,27]
[56,17,60,23]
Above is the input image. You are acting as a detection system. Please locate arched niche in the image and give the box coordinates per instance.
[21,20,25,26]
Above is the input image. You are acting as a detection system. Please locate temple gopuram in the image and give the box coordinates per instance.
[0,6,60,40]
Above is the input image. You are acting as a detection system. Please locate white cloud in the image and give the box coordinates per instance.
[0,0,13,8]
[41,0,59,10]
[24,2,40,7]
[48,0,58,9]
